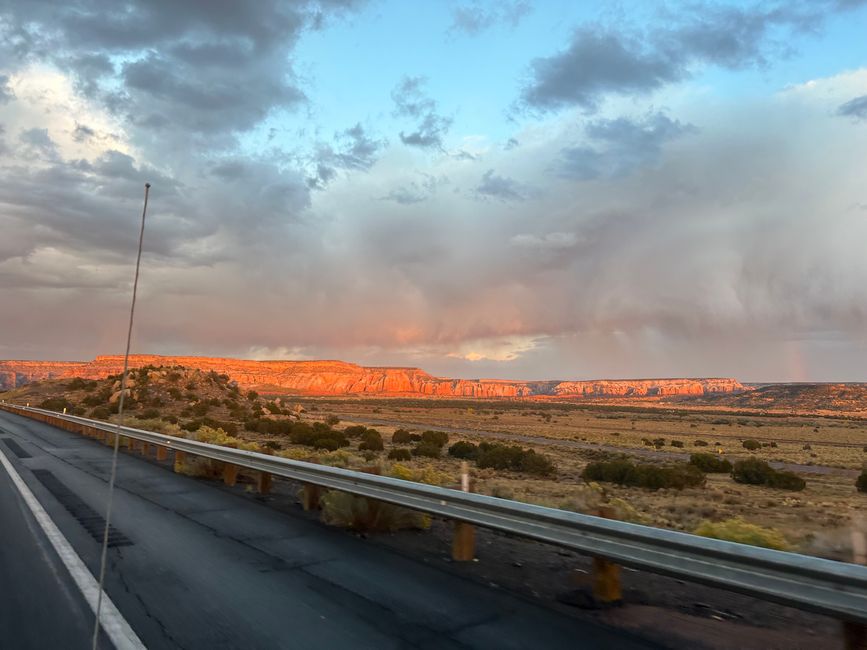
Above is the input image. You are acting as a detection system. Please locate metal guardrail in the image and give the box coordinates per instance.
[3,402,867,623]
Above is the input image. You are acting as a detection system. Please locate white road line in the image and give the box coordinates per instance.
[0,448,146,650]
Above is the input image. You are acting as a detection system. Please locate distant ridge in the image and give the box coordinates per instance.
[0,354,745,398]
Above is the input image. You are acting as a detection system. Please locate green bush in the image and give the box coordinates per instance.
[448,441,479,460]
[245,418,293,436]
[391,428,412,444]
[476,443,555,476]
[420,430,449,448]
[581,460,705,490]
[387,448,412,461]
[855,472,867,493]
[325,415,341,426]
[40,397,73,412]
[767,471,806,491]
[246,390,259,401]
[191,402,210,416]
[320,490,430,532]
[518,450,555,476]
[732,458,805,491]
[652,438,665,449]
[412,442,442,458]
[140,408,160,419]
[693,517,788,550]
[742,439,761,451]
[289,422,349,450]
[90,406,111,420]
[731,457,775,485]
[343,425,368,438]
[689,453,732,473]
[670,440,684,448]
[694,440,709,447]
[359,429,384,451]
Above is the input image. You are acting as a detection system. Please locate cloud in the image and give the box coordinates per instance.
[557,112,696,179]
[310,122,385,188]
[837,94,867,120]
[391,76,453,149]
[520,2,861,112]
[0,74,13,103]
[381,173,446,204]
[449,1,531,36]
[475,169,536,201]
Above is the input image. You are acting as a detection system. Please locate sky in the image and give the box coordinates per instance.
[1,0,867,382]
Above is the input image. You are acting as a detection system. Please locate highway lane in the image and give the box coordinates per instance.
[0,443,112,649]
[0,409,660,649]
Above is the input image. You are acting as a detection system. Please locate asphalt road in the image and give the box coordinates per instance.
[0,409,660,649]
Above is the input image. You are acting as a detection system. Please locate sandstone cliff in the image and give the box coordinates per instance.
[0,355,745,398]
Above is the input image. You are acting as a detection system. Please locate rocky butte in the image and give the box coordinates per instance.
[0,355,745,398]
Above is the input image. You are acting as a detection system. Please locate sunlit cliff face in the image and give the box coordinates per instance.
[1,2,866,381]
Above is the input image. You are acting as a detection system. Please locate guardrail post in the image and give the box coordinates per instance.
[156,445,168,461]
[452,462,476,561]
[173,450,187,473]
[257,472,272,495]
[223,463,240,487]
[591,507,622,605]
[302,484,320,510]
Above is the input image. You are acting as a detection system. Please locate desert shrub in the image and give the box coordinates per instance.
[694,440,709,447]
[161,414,179,424]
[412,442,442,458]
[387,448,412,461]
[767,471,806,491]
[732,458,805,491]
[476,443,555,476]
[140,408,160,420]
[245,418,293,436]
[167,387,183,400]
[693,517,788,550]
[72,406,86,415]
[358,429,384,451]
[448,441,480,460]
[265,402,281,414]
[857,472,867,493]
[40,397,74,412]
[742,439,761,451]
[290,422,349,450]
[641,438,653,446]
[670,440,684,448]
[731,457,775,485]
[476,444,525,470]
[82,390,111,407]
[247,390,259,401]
[68,377,92,390]
[320,490,430,532]
[518,450,555,476]
[420,430,449,448]
[490,484,515,500]
[343,425,368,438]
[190,402,210,417]
[802,444,812,450]
[689,453,733,473]
[325,415,340,426]
[391,428,412,444]
[409,433,422,442]
[90,406,111,420]
[180,419,202,432]
[388,464,448,486]
[652,438,665,449]
[582,460,705,490]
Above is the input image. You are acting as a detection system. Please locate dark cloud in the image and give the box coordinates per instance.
[520,2,860,111]
[18,127,59,160]
[309,122,385,188]
[72,123,96,142]
[475,169,535,202]
[837,94,867,120]
[449,1,531,35]
[0,1,362,139]
[0,74,13,103]
[392,76,453,149]
[558,112,695,179]
[380,173,445,204]
[521,28,683,111]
